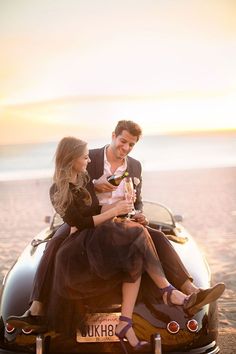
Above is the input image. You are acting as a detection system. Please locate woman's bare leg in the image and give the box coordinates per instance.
[116,277,148,347]
[145,265,188,305]
[120,278,141,318]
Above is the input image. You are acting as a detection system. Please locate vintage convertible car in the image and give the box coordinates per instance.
[0,201,220,354]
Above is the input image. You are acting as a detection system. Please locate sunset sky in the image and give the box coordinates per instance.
[0,0,236,144]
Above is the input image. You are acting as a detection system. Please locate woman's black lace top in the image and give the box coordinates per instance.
[50,180,102,230]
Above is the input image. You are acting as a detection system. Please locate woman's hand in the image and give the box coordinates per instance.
[113,200,133,216]
[93,200,132,226]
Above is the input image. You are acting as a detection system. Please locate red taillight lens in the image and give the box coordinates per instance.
[167,321,180,334]
[5,323,15,333]
[22,328,33,334]
[187,319,198,332]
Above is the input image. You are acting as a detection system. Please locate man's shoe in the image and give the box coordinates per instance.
[7,310,46,330]
[187,283,225,315]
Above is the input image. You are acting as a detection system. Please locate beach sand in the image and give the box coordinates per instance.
[0,167,236,352]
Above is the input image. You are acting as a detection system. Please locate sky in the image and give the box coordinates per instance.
[0,0,236,144]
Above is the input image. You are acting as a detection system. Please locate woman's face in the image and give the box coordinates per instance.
[73,147,91,173]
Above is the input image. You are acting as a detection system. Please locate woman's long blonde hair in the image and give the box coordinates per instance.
[52,136,91,216]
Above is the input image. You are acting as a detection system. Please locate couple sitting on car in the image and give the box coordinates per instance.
[7,120,225,352]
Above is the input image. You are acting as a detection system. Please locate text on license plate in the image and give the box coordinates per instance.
[77,313,121,343]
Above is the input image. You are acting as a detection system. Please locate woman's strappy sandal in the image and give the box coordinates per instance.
[115,315,150,354]
[160,284,197,309]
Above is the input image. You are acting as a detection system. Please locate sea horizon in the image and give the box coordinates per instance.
[0,132,236,181]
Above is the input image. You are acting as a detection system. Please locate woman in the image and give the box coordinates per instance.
[43,137,196,350]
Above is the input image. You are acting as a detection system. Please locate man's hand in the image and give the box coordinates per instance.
[131,211,149,226]
[93,174,117,193]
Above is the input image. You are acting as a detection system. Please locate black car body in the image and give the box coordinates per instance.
[0,202,220,353]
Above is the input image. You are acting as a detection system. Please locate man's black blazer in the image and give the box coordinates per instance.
[87,147,143,211]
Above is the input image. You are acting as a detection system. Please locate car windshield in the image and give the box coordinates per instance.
[50,202,175,231]
[143,201,174,227]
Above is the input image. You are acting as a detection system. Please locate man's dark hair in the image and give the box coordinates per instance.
[114,120,142,141]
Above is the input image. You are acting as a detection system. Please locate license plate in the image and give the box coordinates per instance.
[77,313,120,343]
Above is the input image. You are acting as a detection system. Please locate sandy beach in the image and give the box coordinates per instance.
[0,167,236,352]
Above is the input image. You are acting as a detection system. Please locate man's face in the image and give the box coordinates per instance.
[110,130,138,159]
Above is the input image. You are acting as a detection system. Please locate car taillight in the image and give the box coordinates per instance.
[22,328,33,334]
[187,319,198,332]
[167,321,180,334]
[5,323,15,333]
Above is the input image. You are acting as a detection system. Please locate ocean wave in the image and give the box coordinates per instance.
[0,169,53,182]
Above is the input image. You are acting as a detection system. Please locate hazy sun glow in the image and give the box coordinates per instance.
[1,0,236,144]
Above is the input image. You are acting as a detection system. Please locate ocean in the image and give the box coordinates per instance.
[0,133,236,181]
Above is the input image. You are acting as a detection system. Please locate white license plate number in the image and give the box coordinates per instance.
[76,313,120,343]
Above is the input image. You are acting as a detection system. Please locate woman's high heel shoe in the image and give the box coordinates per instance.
[160,284,197,309]
[115,315,150,354]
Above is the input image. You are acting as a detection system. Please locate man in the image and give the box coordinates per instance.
[87,120,225,307]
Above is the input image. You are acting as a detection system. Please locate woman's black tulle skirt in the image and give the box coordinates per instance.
[47,219,157,333]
